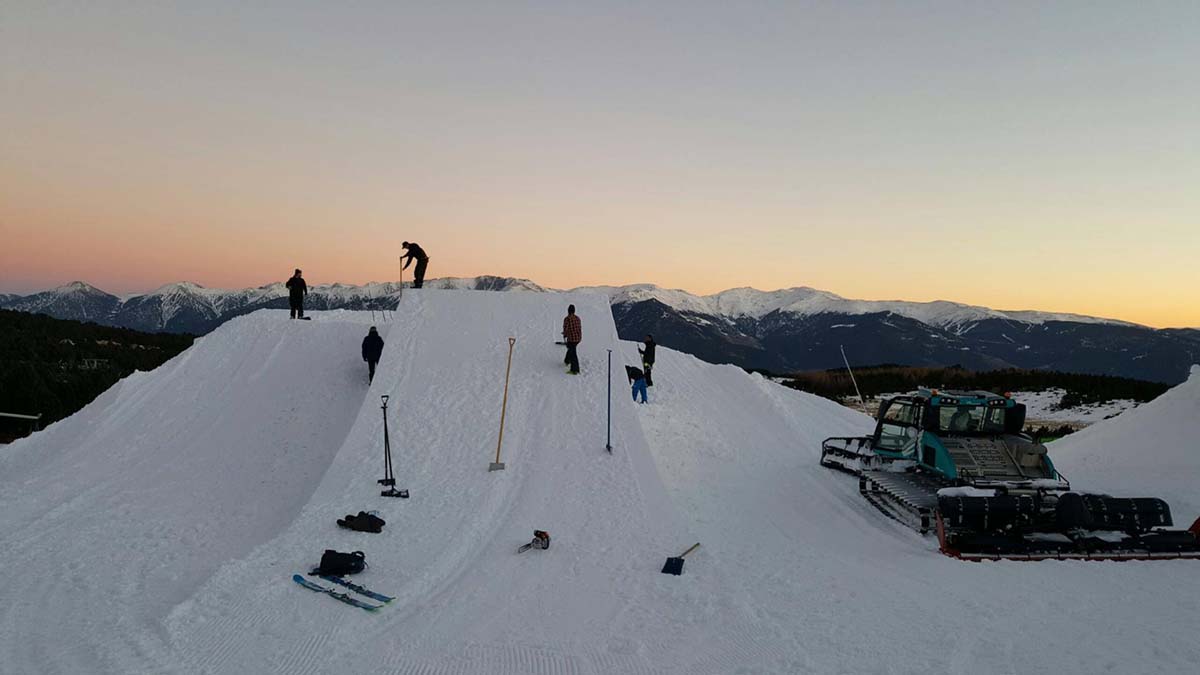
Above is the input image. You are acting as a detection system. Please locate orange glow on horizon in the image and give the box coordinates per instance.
[2,3,1198,329]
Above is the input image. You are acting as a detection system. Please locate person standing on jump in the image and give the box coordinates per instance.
[562,304,582,375]
[401,242,429,289]
[639,334,657,387]
[361,326,385,383]
[286,269,308,319]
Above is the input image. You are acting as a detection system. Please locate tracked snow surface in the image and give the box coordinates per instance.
[0,290,1197,674]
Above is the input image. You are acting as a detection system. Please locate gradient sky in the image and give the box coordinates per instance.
[2,2,1197,326]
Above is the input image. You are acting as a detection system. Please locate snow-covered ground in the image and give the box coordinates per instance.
[1,290,1197,674]
[1014,388,1140,425]
[850,389,1141,428]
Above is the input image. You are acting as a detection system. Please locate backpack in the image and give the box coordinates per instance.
[314,549,366,576]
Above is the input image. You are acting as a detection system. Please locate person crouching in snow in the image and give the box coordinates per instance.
[626,365,648,404]
[361,326,384,383]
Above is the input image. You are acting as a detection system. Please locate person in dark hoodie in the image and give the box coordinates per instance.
[361,326,385,383]
[625,365,648,404]
[401,242,429,289]
[638,334,656,387]
[285,269,308,319]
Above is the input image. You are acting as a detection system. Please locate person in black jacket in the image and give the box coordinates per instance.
[401,242,429,289]
[638,334,656,386]
[285,269,308,319]
[361,326,385,383]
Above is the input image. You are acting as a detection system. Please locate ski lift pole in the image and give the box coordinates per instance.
[606,349,612,452]
[490,337,517,471]
[840,345,870,416]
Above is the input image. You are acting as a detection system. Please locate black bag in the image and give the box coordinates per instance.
[337,511,386,533]
[314,549,366,576]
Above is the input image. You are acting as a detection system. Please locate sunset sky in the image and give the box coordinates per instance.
[2,2,1197,327]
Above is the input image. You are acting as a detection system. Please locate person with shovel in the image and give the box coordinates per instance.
[285,268,308,319]
[401,242,429,289]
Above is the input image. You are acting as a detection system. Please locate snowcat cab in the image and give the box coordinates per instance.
[820,390,1200,561]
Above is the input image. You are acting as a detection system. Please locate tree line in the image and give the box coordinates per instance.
[0,309,195,442]
[774,364,1169,407]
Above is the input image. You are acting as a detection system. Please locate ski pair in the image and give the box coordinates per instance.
[314,574,394,603]
[292,574,393,611]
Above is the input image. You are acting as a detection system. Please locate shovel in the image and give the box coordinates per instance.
[661,543,700,575]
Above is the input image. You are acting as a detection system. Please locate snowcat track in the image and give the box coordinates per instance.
[858,470,948,534]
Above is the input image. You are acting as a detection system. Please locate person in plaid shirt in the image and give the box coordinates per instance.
[562,304,582,375]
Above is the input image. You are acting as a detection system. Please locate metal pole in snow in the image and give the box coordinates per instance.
[840,345,870,416]
[606,349,612,452]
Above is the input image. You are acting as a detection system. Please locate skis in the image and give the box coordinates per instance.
[316,574,394,603]
[292,574,382,611]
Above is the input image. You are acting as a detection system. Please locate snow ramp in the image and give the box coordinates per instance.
[0,311,375,674]
[165,289,681,673]
[4,290,1199,674]
[1053,364,1200,521]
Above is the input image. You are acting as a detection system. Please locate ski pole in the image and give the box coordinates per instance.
[490,337,516,471]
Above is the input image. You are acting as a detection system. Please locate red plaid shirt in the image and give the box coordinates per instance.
[562,314,582,344]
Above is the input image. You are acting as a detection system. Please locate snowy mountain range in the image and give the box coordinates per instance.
[4,278,1198,383]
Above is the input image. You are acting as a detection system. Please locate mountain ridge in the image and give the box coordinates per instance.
[3,277,1196,383]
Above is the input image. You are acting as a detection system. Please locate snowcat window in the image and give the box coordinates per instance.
[877,401,919,452]
[881,401,917,425]
[937,404,1006,434]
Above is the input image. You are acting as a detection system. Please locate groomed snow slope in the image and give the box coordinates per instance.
[164,290,683,674]
[0,312,374,673]
[621,345,1200,674]
[1,292,1198,674]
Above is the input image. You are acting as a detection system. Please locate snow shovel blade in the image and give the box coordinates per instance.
[381,488,409,498]
[489,462,506,472]
[661,543,700,575]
